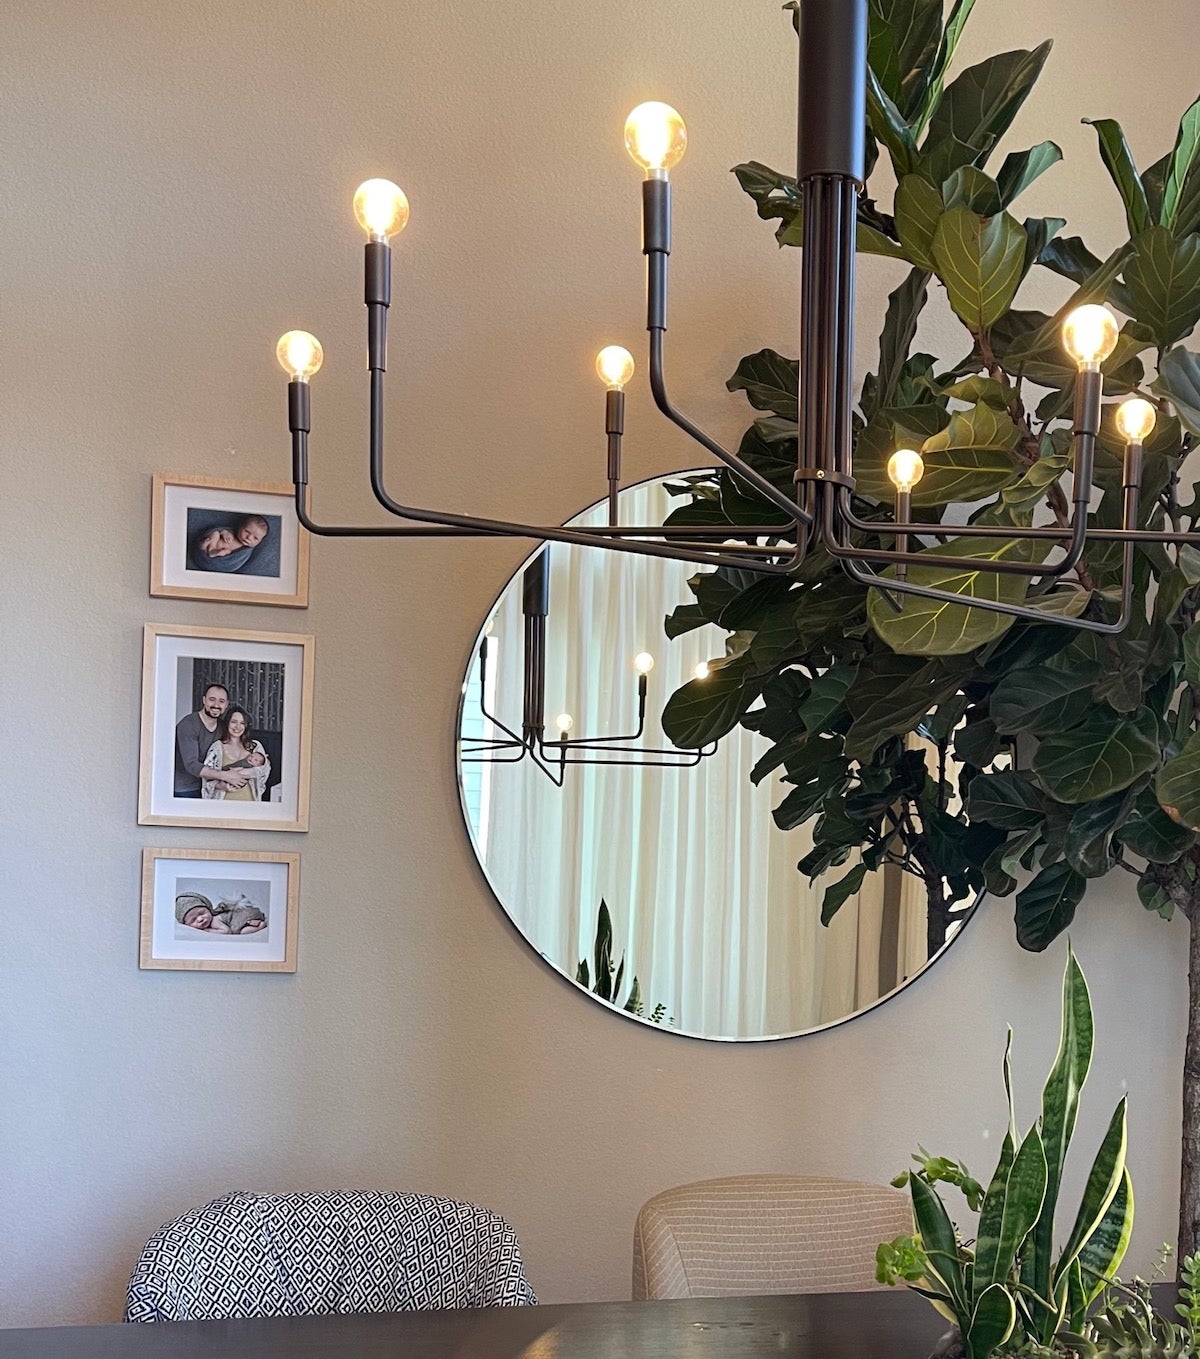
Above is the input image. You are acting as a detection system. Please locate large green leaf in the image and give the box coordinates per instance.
[967,770,1046,829]
[660,660,755,749]
[867,0,943,119]
[1116,787,1198,862]
[1031,706,1161,803]
[1056,1096,1128,1282]
[867,537,1042,656]
[990,666,1097,738]
[1122,226,1200,346]
[910,1173,967,1313]
[996,141,1063,207]
[942,166,1002,216]
[895,174,944,270]
[869,269,932,418]
[1072,1169,1134,1308]
[1001,245,1130,366]
[1156,730,1200,830]
[1064,789,1137,878]
[1015,862,1086,952]
[1152,345,1200,436]
[1162,94,1200,230]
[921,43,1053,182]
[966,1284,1017,1359]
[726,349,797,420]
[932,206,1027,332]
[821,863,869,925]
[843,653,968,761]
[910,0,978,137]
[974,1125,1047,1299]
[1083,118,1151,236]
[909,402,1021,504]
[867,65,919,178]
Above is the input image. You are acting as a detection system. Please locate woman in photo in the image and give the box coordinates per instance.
[201,705,271,801]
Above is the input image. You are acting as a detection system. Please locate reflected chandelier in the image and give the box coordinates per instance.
[274,0,1185,639]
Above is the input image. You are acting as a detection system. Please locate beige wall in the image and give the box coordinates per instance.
[2,0,1195,1328]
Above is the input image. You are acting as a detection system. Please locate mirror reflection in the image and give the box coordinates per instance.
[457,476,977,1041]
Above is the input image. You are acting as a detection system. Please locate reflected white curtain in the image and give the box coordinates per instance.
[470,481,928,1038]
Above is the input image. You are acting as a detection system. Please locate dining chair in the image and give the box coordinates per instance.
[632,1174,912,1300]
[124,1189,537,1321]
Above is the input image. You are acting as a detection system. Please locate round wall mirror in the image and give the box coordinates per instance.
[456,475,979,1041]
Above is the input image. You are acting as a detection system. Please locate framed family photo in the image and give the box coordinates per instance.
[150,473,310,608]
[140,848,299,972]
[138,623,314,831]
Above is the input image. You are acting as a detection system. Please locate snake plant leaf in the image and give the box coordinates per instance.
[1031,706,1161,804]
[1156,730,1200,830]
[1152,341,1200,437]
[726,349,798,420]
[867,537,1042,656]
[996,141,1063,207]
[1026,947,1095,1309]
[966,769,1047,828]
[1116,787,1198,862]
[821,863,869,925]
[1014,862,1086,952]
[974,1125,1047,1300]
[1072,1168,1134,1309]
[1083,118,1151,236]
[1055,1095,1128,1283]
[593,900,614,1001]
[1161,94,1200,230]
[966,1283,1018,1359]
[895,174,944,270]
[1122,226,1200,347]
[932,205,1027,332]
[660,657,756,749]
[910,1173,967,1313]
[922,43,1053,183]
[867,0,943,120]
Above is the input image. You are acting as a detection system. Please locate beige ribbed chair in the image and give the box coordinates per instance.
[632,1174,912,1300]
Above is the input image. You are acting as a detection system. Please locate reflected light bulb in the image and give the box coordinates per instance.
[596,345,635,391]
[352,179,410,240]
[887,448,924,494]
[624,102,687,174]
[1062,304,1119,368]
[276,330,324,381]
[693,661,710,680]
[633,652,655,675]
[555,712,574,734]
[1115,397,1157,444]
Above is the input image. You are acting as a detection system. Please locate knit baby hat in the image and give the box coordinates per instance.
[175,892,213,924]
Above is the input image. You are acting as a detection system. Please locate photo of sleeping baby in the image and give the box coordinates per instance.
[186,506,282,578]
[174,877,271,940]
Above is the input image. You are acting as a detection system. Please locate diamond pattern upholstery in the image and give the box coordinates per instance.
[124,1190,537,1322]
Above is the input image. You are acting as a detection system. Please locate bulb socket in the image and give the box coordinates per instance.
[365,241,392,308]
[1072,367,1104,438]
[288,379,311,434]
[605,388,625,437]
[642,178,671,255]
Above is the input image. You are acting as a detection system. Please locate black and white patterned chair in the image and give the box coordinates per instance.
[124,1190,537,1322]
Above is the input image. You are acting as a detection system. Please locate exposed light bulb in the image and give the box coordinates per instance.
[1062,304,1119,369]
[352,179,410,240]
[624,102,687,174]
[693,661,710,680]
[633,652,655,675]
[596,345,635,391]
[276,330,324,381]
[887,448,924,494]
[1115,396,1157,444]
[555,712,574,734]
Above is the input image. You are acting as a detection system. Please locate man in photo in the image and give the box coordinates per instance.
[173,682,247,798]
[189,515,270,574]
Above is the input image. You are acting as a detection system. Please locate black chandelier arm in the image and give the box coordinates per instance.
[542,742,715,768]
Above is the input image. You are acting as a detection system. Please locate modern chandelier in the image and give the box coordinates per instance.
[275,0,1192,642]
[459,549,717,785]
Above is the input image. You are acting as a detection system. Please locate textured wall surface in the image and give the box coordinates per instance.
[1,0,1195,1327]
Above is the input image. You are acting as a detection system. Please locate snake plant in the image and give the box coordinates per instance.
[877,947,1134,1359]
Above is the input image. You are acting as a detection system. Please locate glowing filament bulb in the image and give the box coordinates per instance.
[1115,397,1157,444]
[276,330,324,381]
[555,712,574,735]
[596,345,635,391]
[633,652,655,676]
[887,448,924,494]
[624,102,687,174]
[352,179,410,240]
[1062,304,1119,369]
[693,661,710,680]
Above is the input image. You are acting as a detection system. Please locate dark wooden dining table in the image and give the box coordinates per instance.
[0,1290,954,1358]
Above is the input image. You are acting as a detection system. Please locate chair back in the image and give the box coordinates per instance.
[632,1174,911,1300]
[125,1190,536,1322]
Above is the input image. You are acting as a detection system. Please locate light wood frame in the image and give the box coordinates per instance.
[140,847,300,972]
[150,472,310,608]
[138,623,314,832]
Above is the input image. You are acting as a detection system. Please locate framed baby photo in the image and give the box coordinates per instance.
[138,623,314,832]
[150,473,310,608]
[140,848,299,972]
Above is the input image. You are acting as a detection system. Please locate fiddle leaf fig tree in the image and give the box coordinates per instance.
[659,0,1200,1261]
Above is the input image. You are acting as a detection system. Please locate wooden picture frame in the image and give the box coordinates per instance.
[140,848,300,972]
[150,473,310,608]
[138,623,314,832]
